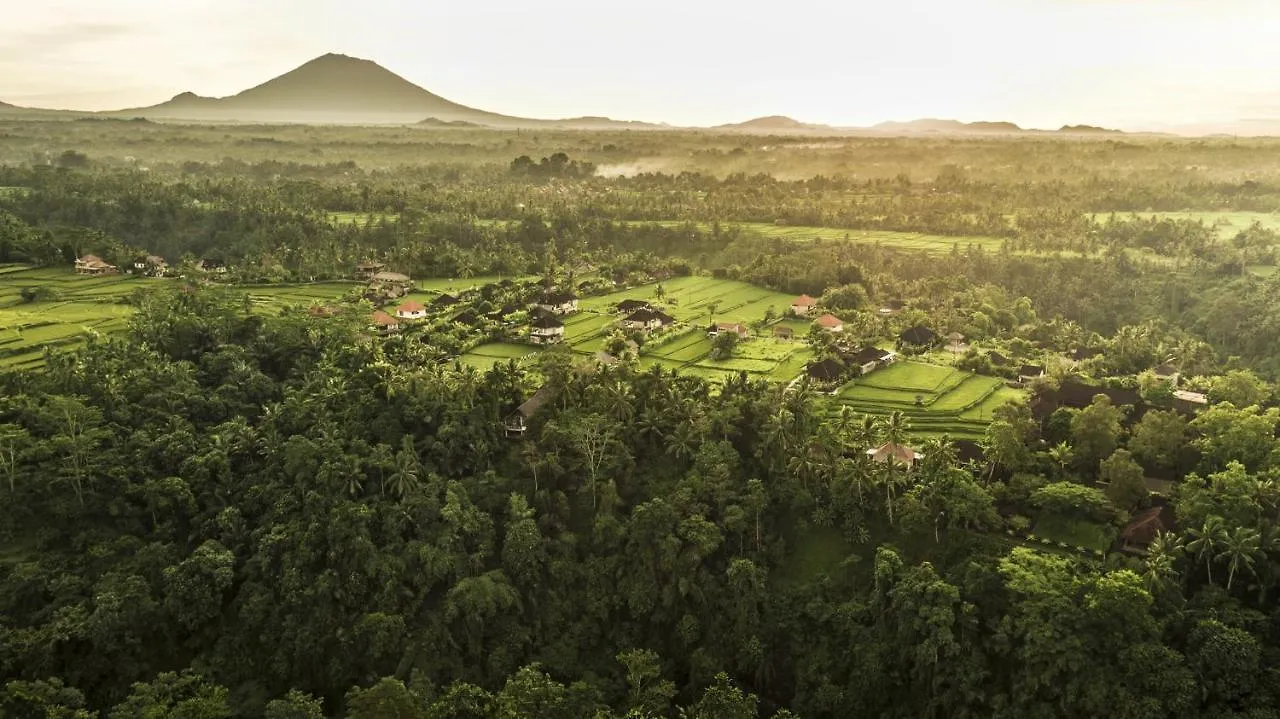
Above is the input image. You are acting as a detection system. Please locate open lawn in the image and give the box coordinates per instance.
[1031,514,1116,553]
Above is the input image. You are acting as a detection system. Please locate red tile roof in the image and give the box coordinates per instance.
[397,300,425,313]
[816,314,843,328]
[371,311,399,326]
[792,294,818,307]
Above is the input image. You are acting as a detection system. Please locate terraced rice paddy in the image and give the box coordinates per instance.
[578,277,816,382]
[832,361,1020,440]
[0,266,163,371]
[456,342,539,370]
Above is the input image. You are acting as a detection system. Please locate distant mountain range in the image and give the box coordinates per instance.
[0,53,1269,136]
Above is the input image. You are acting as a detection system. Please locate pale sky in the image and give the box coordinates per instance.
[3,0,1280,130]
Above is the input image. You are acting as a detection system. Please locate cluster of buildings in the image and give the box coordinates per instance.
[74,253,226,278]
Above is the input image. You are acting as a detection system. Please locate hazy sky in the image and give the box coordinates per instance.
[4,0,1280,129]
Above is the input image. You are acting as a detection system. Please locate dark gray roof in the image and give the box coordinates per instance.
[900,325,938,345]
[530,315,564,329]
[617,299,651,312]
[515,386,555,418]
[848,346,891,364]
[539,291,578,304]
[626,308,674,325]
[808,358,845,381]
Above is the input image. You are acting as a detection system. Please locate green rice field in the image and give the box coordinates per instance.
[0,265,474,371]
[831,361,1020,440]
[456,342,539,370]
[1090,211,1280,239]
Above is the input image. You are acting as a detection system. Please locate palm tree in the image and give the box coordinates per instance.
[1187,516,1227,585]
[667,422,699,463]
[1217,526,1262,591]
[1048,442,1073,478]
[386,437,421,498]
[1144,532,1185,593]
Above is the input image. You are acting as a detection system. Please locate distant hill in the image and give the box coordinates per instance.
[873,118,1024,134]
[115,54,523,125]
[1058,124,1123,134]
[417,117,486,128]
[713,115,832,132]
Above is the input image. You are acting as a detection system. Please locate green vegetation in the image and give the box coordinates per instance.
[5,118,1280,718]
[1031,514,1117,553]
[833,361,1009,439]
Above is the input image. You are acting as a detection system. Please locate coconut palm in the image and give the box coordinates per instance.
[1048,442,1073,478]
[1217,526,1262,591]
[1144,532,1185,593]
[1186,516,1227,585]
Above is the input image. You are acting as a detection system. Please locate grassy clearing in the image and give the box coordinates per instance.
[327,211,401,227]
[1031,514,1116,553]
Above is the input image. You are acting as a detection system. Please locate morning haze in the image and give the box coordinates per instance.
[4,0,1280,133]
[4,1,1280,717]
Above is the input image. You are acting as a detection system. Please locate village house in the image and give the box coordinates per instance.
[132,254,167,277]
[867,441,923,467]
[709,322,750,339]
[1018,364,1046,383]
[623,308,675,333]
[1173,389,1209,413]
[1119,505,1175,554]
[791,294,818,316]
[773,325,795,340]
[878,299,905,316]
[534,291,579,315]
[807,358,846,386]
[74,254,118,276]
[815,314,844,333]
[200,258,228,275]
[615,299,652,314]
[530,315,566,344]
[947,332,967,353]
[452,309,481,327]
[1153,363,1181,386]
[504,386,554,438]
[355,260,386,280]
[365,271,412,301]
[847,346,895,375]
[899,325,939,347]
[432,293,459,309]
[988,351,1010,366]
[371,310,401,335]
[1067,347,1099,363]
[395,300,427,320]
